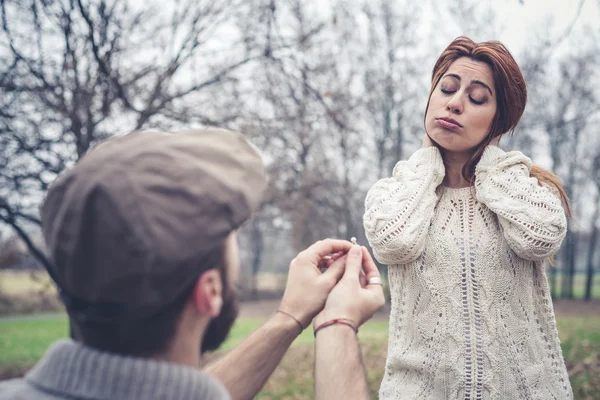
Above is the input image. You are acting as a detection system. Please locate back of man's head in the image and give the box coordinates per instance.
[40,128,266,356]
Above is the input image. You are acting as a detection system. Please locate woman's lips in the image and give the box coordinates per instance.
[436,118,462,130]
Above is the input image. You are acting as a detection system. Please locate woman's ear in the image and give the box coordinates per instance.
[191,269,223,318]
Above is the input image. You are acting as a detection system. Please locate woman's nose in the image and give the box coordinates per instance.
[446,94,463,114]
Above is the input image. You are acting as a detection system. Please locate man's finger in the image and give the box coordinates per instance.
[361,246,384,293]
[328,252,344,261]
[318,251,344,268]
[342,244,363,279]
[297,239,353,265]
[359,269,366,287]
[321,255,347,284]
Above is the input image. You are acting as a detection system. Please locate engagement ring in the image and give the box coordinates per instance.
[367,277,382,285]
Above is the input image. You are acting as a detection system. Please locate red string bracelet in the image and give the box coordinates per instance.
[313,318,358,337]
[276,310,304,335]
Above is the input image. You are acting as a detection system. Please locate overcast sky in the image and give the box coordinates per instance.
[494,0,598,52]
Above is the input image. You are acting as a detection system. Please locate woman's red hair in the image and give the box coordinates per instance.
[426,37,571,217]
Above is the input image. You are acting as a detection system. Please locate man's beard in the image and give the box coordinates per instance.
[200,285,239,353]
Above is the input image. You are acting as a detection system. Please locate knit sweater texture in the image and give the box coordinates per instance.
[0,339,231,400]
[364,145,573,400]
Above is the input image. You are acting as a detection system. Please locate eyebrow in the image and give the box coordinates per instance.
[443,73,494,96]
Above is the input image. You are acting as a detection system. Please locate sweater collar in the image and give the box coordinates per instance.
[25,339,230,400]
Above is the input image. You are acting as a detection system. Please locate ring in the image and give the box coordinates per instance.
[367,277,382,285]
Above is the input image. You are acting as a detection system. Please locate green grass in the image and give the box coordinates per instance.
[0,316,389,368]
[556,317,600,399]
[557,317,600,357]
[1,316,599,399]
[0,316,68,370]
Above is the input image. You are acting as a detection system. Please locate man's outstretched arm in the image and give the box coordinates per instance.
[204,239,354,400]
[204,312,300,400]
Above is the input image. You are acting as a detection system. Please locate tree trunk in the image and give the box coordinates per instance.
[550,263,558,299]
[560,229,573,299]
[5,219,52,271]
[568,232,577,299]
[250,219,263,300]
[394,115,403,164]
[585,198,599,301]
[585,225,598,301]
[562,230,577,299]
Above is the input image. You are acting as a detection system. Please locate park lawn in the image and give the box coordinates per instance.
[0,316,598,399]
[550,272,600,299]
[0,315,388,369]
[556,316,600,399]
[0,316,68,371]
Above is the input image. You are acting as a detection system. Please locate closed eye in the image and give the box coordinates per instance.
[442,88,485,105]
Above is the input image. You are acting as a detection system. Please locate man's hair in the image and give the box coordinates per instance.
[70,242,227,357]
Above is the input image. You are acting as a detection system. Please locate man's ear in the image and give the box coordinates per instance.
[192,269,223,318]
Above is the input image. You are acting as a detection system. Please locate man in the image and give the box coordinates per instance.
[0,128,385,400]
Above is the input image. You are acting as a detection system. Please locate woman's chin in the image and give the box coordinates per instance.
[430,134,468,153]
[429,129,485,154]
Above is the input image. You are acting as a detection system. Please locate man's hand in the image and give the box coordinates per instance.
[279,239,354,328]
[314,245,385,328]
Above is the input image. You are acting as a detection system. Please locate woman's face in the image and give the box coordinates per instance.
[425,57,497,153]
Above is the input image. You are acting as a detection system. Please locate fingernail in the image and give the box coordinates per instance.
[350,245,361,256]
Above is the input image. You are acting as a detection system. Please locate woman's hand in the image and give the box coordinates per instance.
[422,132,434,148]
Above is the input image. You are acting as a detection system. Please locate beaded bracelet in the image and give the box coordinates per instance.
[313,318,358,337]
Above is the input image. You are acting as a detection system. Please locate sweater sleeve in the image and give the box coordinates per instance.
[363,147,445,265]
[475,146,567,261]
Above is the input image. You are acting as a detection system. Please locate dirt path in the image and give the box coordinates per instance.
[550,299,600,317]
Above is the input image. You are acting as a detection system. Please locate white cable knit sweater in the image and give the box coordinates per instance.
[364,145,573,400]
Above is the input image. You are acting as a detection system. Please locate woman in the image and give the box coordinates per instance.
[363,37,573,399]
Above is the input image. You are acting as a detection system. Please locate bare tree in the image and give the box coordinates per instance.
[585,153,600,300]
[513,21,600,298]
[552,48,598,299]
[0,233,24,269]
[244,0,366,250]
[3,0,599,305]
[0,0,262,263]
[361,0,427,178]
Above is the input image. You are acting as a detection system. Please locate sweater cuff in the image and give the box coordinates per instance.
[476,145,533,177]
[407,147,445,175]
[479,145,506,165]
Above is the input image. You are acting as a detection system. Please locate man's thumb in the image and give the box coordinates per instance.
[344,245,362,277]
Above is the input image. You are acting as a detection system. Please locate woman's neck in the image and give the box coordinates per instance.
[441,149,473,188]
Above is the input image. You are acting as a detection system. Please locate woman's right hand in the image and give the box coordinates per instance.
[422,132,434,148]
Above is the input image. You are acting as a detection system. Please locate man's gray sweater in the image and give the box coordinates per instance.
[0,339,231,399]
